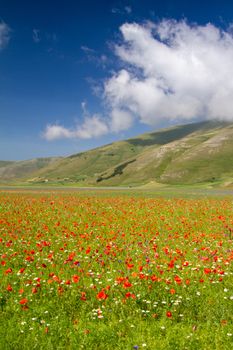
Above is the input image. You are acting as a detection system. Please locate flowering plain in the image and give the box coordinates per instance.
[0,191,233,349]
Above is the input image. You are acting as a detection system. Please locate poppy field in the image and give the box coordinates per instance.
[0,191,233,349]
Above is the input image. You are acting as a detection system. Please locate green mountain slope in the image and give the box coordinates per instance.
[1,120,233,186]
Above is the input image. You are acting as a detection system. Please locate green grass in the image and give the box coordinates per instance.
[0,191,232,349]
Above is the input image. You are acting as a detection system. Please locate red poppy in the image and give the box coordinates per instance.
[127,263,134,269]
[5,268,12,274]
[72,275,80,283]
[168,260,175,268]
[151,275,159,282]
[166,311,172,318]
[80,292,87,301]
[174,275,182,285]
[86,247,91,254]
[125,292,136,299]
[19,267,25,274]
[123,281,132,288]
[19,298,28,305]
[6,284,13,292]
[97,290,108,300]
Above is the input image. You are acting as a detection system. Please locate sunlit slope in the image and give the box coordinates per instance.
[1,120,233,186]
[26,140,145,184]
[96,121,233,186]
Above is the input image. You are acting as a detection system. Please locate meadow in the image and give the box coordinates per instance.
[0,190,232,349]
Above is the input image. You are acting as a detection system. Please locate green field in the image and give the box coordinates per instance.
[0,190,232,349]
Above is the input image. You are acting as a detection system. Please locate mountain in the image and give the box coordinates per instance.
[0,157,60,183]
[1,120,233,187]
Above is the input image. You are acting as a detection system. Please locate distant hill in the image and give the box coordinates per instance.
[0,158,60,183]
[1,120,233,187]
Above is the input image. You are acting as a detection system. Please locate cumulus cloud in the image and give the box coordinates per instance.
[110,108,134,132]
[0,21,11,49]
[43,114,109,141]
[44,19,233,141]
[75,115,109,139]
[43,124,73,141]
[105,20,233,124]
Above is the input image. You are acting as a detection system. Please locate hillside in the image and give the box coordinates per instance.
[1,120,233,187]
[0,157,60,183]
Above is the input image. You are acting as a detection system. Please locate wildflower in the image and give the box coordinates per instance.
[5,268,12,274]
[174,275,182,285]
[123,280,132,288]
[86,247,91,254]
[127,263,134,269]
[6,284,13,292]
[97,290,108,300]
[125,292,136,299]
[19,298,28,305]
[166,311,172,318]
[72,275,80,283]
[80,292,87,301]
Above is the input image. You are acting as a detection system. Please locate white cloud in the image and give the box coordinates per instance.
[110,108,134,132]
[0,22,10,49]
[43,125,73,141]
[44,19,233,142]
[75,115,109,139]
[43,115,108,141]
[104,20,233,124]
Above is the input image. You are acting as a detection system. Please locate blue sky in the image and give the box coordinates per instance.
[1,0,233,160]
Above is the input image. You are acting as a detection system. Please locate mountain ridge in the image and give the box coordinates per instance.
[1,120,233,187]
